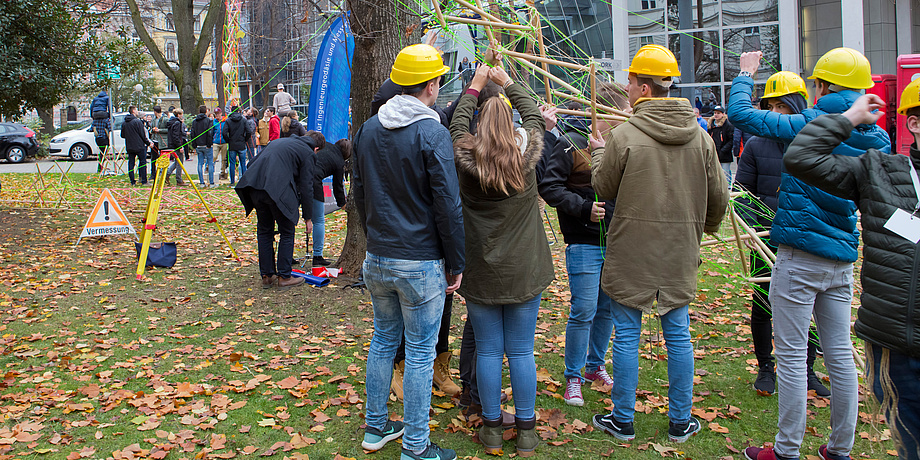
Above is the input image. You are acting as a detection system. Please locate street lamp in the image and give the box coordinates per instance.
[134,83,143,108]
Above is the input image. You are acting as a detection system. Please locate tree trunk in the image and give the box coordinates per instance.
[216,0,227,111]
[335,0,419,278]
[36,107,55,137]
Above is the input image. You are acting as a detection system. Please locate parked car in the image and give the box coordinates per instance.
[48,113,132,161]
[0,123,40,163]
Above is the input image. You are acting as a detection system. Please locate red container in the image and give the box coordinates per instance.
[868,74,896,141]
[896,55,920,156]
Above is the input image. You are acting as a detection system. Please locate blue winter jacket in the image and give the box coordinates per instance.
[727,75,891,262]
[213,118,227,145]
[90,91,109,115]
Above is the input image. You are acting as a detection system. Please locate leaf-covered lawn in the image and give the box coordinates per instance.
[0,173,898,459]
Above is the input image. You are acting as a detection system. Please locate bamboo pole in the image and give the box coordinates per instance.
[510,55,582,94]
[431,0,445,26]
[590,60,598,138]
[472,0,498,45]
[455,0,527,37]
[554,108,626,122]
[502,48,588,71]
[748,277,771,283]
[734,209,777,263]
[729,206,750,275]
[700,230,770,247]
[551,90,631,118]
[534,9,552,103]
[443,15,531,30]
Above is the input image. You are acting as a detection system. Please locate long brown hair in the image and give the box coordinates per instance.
[455,96,526,195]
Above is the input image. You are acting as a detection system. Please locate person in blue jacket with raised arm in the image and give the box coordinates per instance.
[729,48,891,460]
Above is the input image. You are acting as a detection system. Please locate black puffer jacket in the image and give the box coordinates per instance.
[784,114,919,357]
[120,114,149,153]
[223,111,252,150]
[538,127,614,246]
[709,118,734,163]
[734,136,783,228]
[189,114,213,148]
[166,116,186,150]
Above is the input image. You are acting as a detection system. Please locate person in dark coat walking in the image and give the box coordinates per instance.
[165,109,187,186]
[782,89,920,460]
[309,136,347,266]
[223,107,253,185]
[235,131,321,290]
[708,106,734,184]
[733,71,829,398]
[121,106,153,185]
[190,106,215,188]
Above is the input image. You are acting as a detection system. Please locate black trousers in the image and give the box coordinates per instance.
[460,318,479,404]
[250,189,296,278]
[751,238,818,369]
[149,147,160,181]
[127,150,147,184]
[395,292,453,362]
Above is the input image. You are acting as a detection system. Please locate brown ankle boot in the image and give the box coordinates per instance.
[261,275,277,289]
[277,276,304,290]
[390,360,405,401]
[433,352,461,396]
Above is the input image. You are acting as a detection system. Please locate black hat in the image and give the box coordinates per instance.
[713,105,725,112]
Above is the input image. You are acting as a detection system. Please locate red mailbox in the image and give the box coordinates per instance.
[896,55,920,156]
[868,74,896,143]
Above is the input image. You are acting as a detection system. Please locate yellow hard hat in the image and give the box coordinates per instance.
[624,44,680,78]
[762,71,808,100]
[808,47,873,89]
[390,44,450,87]
[898,78,920,115]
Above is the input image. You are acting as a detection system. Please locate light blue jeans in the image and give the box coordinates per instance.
[467,295,541,422]
[770,245,857,459]
[564,244,614,382]
[312,199,325,257]
[363,253,446,452]
[229,149,246,183]
[196,147,214,185]
[721,162,733,185]
[609,301,693,424]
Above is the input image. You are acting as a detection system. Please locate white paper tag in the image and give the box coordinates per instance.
[884,208,920,244]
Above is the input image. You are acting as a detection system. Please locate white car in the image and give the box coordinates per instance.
[49,113,132,161]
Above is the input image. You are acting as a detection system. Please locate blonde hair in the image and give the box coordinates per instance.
[454,96,526,195]
[281,111,297,133]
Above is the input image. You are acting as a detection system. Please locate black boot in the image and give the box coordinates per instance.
[754,363,776,395]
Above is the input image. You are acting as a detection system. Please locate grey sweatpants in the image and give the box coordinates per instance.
[770,245,858,458]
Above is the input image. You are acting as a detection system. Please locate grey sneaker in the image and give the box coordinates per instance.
[400,442,456,460]
[362,420,404,452]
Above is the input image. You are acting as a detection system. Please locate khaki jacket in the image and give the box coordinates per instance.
[591,98,728,314]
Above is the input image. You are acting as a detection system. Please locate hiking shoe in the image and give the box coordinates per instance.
[277,276,304,290]
[312,256,332,266]
[400,442,456,460]
[754,364,776,395]
[592,413,635,441]
[668,416,701,443]
[261,275,277,289]
[362,420,405,451]
[807,373,831,397]
[479,419,504,455]
[563,378,584,406]
[584,365,614,386]
[818,444,852,460]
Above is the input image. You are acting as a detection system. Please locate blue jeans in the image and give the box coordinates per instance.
[229,149,247,183]
[609,301,693,424]
[196,147,214,185]
[312,199,325,257]
[564,244,614,381]
[721,162,733,185]
[363,253,446,452]
[869,344,920,460]
[467,295,541,422]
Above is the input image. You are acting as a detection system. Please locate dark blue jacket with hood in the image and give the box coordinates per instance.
[727,75,891,262]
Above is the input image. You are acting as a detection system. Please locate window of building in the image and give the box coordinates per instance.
[166,42,176,61]
[744,26,760,36]
[165,13,174,31]
[640,36,653,45]
[641,0,657,9]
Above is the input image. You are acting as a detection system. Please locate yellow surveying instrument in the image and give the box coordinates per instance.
[136,150,239,279]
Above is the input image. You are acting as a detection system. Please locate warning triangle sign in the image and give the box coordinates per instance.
[77,189,137,242]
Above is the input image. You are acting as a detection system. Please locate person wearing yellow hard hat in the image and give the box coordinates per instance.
[728,48,891,460]
[734,69,830,403]
[354,43,461,460]
[779,84,920,460]
[588,44,729,444]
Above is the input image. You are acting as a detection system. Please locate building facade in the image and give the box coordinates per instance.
[606,0,920,104]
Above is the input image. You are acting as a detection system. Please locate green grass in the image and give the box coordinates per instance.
[0,172,898,459]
